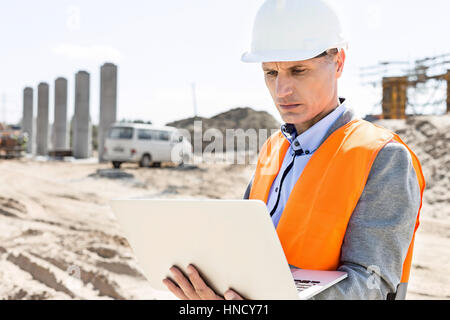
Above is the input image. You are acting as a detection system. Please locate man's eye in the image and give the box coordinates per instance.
[293,69,305,74]
[265,71,277,77]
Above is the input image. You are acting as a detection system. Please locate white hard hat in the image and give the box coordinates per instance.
[241,0,348,63]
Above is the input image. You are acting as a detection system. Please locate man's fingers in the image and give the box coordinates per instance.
[170,266,200,300]
[162,278,189,300]
[166,265,244,301]
[187,264,223,300]
[224,289,244,300]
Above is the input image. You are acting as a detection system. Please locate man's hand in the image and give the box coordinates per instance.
[162,264,245,300]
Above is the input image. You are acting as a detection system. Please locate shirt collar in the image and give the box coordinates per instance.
[281,97,347,154]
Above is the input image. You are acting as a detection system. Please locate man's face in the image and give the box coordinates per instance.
[262,50,345,128]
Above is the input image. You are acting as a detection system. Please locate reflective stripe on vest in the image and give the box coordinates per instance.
[249,119,425,283]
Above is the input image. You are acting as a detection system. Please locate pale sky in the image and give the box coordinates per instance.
[1,0,449,126]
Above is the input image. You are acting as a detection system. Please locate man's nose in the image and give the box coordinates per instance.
[275,76,294,99]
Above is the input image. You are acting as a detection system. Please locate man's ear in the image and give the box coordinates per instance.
[336,49,346,76]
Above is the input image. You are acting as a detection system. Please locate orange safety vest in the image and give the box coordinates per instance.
[249,119,425,283]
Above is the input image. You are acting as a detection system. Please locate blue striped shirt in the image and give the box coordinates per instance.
[267,98,347,227]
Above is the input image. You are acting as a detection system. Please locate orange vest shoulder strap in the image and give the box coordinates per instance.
[249,129,291,202]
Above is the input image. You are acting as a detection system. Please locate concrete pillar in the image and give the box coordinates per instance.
[99,63,118,162]
[22,87,34,154]
[36,82,49,156]
[73,71,91,159]
[53,77,68,150]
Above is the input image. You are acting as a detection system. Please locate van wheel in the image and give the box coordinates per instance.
[112,161,122,169]
[179,154,190,167]
[139,154,152,168]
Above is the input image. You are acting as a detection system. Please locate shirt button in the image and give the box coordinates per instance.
[305,150,310,155]
[294,141,300,147]
[275,187,279,192]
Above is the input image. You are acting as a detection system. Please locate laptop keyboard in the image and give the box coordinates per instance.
[294,279,321,291]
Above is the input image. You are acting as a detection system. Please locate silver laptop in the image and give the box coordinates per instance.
[110,199,347,300]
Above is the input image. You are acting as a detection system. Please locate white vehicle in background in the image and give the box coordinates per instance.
[103,122,193,169]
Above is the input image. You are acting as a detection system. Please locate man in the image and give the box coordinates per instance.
[162,0,425,300]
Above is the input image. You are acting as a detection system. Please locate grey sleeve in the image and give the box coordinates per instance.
[310,141,422,300]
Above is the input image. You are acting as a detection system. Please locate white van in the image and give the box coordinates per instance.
[103,122,193,169]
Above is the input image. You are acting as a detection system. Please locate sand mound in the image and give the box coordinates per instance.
[166,107,281,151]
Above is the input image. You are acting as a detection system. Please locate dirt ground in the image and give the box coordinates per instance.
[0,158,254,300]
[0,126,449,299]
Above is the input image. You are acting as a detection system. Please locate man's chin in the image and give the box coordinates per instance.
[280,113,307,125]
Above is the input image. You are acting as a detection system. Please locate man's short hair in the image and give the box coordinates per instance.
[314,48,339,60]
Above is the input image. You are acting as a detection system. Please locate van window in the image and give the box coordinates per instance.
[158,131,170,141]
[138,129,153,140]
[109,127,134,140]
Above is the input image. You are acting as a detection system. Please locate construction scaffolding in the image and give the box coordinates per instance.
[360,53,450,119]
[382,76,408,119]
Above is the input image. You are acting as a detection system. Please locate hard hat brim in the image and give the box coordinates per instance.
[241,50,323,63]
[241,43,348,63]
